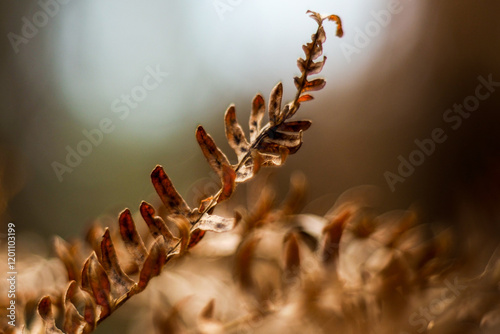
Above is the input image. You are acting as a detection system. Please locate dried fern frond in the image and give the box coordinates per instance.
[24,11,344,333]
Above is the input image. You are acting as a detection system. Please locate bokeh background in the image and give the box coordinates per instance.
[1,0,499,265]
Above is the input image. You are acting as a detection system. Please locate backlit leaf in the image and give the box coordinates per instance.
[259,152,285,167]
[151,165,191,215]
[249,94,265,142]
[100,228,135,297]
[278,120,312,132]
[118,209,148,266]
[260,131,303,154]
[280,172,307,216]
[296,58,306,73]
[325,14,344,37]
[53,236,80,283]
[302,78,326,92]
[64,302,85,334]
[235,234,261,292]
[320,209,350,264]
[297,94,314,103]
[307,57,326,75]
[196,125,231,179]
[224,104,250,161]
[38,296,64,334]
[187,229,206,249]
[284,232,301,280]
[217,164,236,203]
[140,201,179,249]
[268,82,283,125]
[81,252,112,319]
[81,290,97,333]
[137,238,168,291]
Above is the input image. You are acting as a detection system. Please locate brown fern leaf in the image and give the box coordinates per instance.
[38,296,64,333]
[99,229,135,297]
[140,201,179,250]
[288,10,343,118]
[41,11,343,333]
[54,236,81,283]
[81,252,113,319]
[118,208,148,267]
[137,237,169,292]
[151,165,192,216]
[224,105,250,161]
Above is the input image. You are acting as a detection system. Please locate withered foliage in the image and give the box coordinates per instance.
[0,11,343,334]
[3,9,499,334]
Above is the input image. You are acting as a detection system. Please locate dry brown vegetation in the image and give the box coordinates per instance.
[1,10,500,334]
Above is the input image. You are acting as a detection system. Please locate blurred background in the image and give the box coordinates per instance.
[1,0,499,246]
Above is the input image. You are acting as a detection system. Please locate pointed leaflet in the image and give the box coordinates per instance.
[64,302,85,334]
[306,10,343,38]
[302,78,326,92]
[137,237,168,291]
[53,236,80,282]
[196,125,232,179]
[224,105,250,161]
[151,165,191,215]
[235,234,261,292]
[259,152,286,167]
[188,229,206,249]
[268,82,283,125]
[64,280,79,304]
[307,57,327,75]
[235,150,262,183]
[118,209,148,266]
[100,228,135,297]
[140,201,179,249]
[280,172,307,216]
[296,58,306,73]
[258,133,303,155]
[80,290,97,333]
[284,232,301,280]
[38,296,64,334]
[296,94,314,103]
[62,281,96,333]
[297,57,326,75]
[81,252,112,319]
[217,164,236,203]
[278,120,312,133]
[234,157,255,183]
[200,299,215,319]
[294,77,326,92]
[325,14,344,37]
[320,209,350,264]
[64,281,97,333]
[306,10,324,25]
[249,94,265,142]
[267,128,303,146]
[197,299,224,333]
